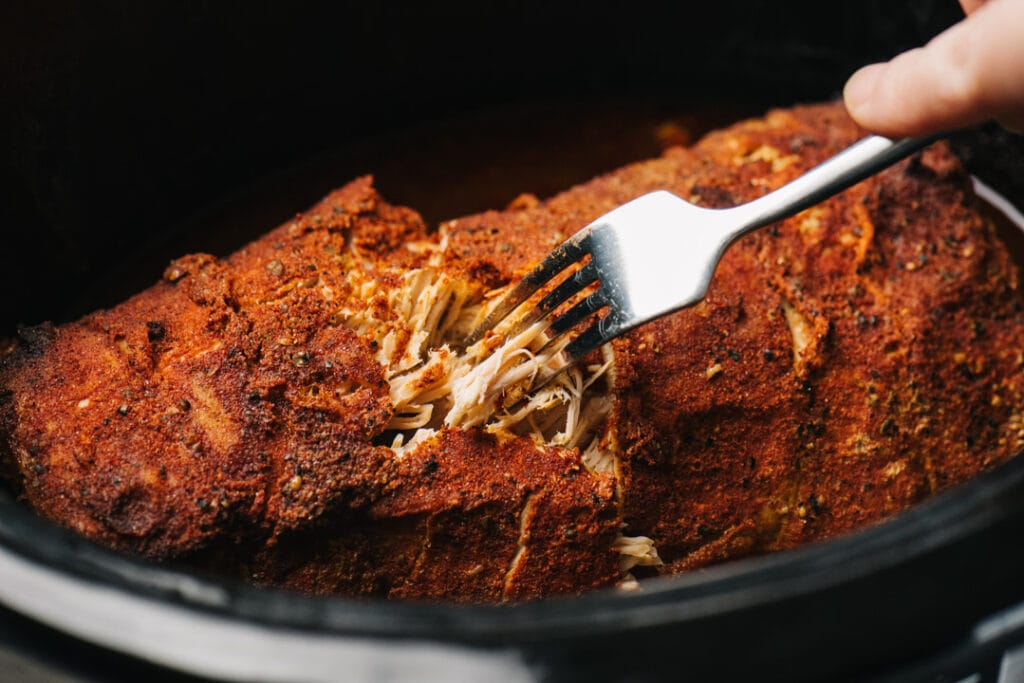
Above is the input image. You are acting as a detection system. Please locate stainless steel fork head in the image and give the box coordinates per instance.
[463,190,738,370]
[582,190,735,342]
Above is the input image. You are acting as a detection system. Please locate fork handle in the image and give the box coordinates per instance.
[729,134,941,237]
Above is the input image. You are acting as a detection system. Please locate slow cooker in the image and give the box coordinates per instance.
[3,2,1024,680]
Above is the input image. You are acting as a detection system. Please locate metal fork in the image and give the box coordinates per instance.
[466,134,936,382]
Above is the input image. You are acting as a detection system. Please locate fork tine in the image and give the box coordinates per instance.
[547,288,609,336]
[464,233,592,344]
[530,318,612,390]
[563,317,615,361]
[527,288,610,385]
[513,260,599,331]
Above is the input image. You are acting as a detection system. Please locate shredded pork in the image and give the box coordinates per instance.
[333,264,658,578]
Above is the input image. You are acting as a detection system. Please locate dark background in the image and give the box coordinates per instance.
[0,0,973,332]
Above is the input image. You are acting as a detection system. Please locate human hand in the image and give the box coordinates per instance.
[843,0,1024,136]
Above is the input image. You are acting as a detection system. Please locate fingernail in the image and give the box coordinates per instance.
[843,64,884,116]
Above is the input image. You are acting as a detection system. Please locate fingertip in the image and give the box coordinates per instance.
[843,52,947,137]
[843,63,884,124]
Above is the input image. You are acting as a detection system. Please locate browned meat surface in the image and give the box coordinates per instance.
[1,102,1022,601]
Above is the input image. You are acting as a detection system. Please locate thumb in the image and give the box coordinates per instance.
[844,0,1024,137]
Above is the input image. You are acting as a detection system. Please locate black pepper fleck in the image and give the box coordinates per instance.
[808,495,823,515]
[146,321,166,342]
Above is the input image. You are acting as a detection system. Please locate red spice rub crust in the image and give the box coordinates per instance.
[2,102,1022,599]
[0,178,623,600]
[251,430,618,602]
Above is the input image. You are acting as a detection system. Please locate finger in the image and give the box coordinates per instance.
[844,0,1024,137]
